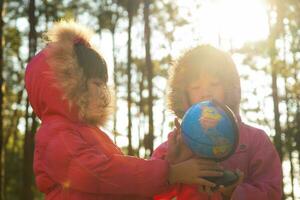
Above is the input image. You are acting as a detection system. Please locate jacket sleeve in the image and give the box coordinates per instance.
[152,131,177,160]
[151,142,168,160]
[44,129,169,196]
[231,131,282,200]
[152,138,185,199]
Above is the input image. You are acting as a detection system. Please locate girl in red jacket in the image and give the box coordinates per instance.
[153,45,283,200]
[25,21,224,200]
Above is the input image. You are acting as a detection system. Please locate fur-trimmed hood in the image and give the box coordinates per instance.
[25,21,111,126]
[167,45,241,118]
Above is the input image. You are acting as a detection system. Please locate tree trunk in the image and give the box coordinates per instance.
[42,0,49,30]
[144,0,154,155]
[22,0,38,199]
[268,4,283,161]
[293,53,300,173]
[271,62,283,160]
[126,2,133,155]
[287,136,295,200]
[5,55,25,146]
[282,30,295,200]
[0,1,5,199]
[112,30,118,144]
[284,70,295,200]
[138,60,145,157]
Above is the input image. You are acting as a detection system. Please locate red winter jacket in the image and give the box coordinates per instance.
[152,122,283,200]
[25,49,170,200]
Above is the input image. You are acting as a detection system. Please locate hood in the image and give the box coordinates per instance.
[25,21,111,125]
[25,49,80,122]
[167,45,241,118]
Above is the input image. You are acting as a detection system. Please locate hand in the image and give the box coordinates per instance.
[168,158,224,187]
[198,185,214,196]
[166,118,194,164]
[218,169,244,200]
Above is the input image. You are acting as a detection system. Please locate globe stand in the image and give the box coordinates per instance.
[204,170,238,190]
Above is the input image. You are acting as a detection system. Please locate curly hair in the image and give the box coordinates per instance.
[44,20,113,126]
[167,45,241,118]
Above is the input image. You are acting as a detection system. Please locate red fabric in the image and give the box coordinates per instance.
[152,122,283,200]
[25,49,170,200]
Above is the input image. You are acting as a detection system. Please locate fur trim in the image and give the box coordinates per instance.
[44,20,112,126]
[44,20,93,45]
[167,45,241,118]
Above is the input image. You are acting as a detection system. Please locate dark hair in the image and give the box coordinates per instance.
[74,43,108,82]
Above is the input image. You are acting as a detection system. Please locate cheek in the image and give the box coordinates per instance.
[213,87,225,102]
[188,90,201,104]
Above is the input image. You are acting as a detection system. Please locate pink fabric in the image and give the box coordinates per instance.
[152,122,283,200]
[25,49,170,200]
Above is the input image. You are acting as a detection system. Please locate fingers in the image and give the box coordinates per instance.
[218,185,226,193]
[170,118,181,141]
[198,185,213,194]
[194,178,216,188]
[186,158,223,176]
[198,170,224,177]
[168,131,177,146]
[170,158,225,187]
[196,159,223,170]
[218,169,244,193]
[236,169,244,184]
[171,118,181,143]
[196,168,244,196]
[196,159,219,165]
[174,118,182,142]
[200,164,222,171]
[166,130,181,164]
[204,186,213,195]
[174,118,181,130]
[198,185,205,193]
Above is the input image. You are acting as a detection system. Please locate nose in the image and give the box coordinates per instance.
[199,89,212,101]
[200,94,212,101]
[199,96,212,102]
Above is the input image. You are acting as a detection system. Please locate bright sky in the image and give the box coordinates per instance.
[198,0,269,46]
[169,0,269,55]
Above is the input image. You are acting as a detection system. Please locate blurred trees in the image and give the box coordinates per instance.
[238,1,300,199]
[0,0,299,199]
[0,0,4,199]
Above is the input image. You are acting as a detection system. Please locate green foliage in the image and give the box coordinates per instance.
[4,26,21,56]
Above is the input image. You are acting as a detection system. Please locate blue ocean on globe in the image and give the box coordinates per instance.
[181,100,237,160]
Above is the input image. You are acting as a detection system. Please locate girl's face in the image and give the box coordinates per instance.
[186,73,225,105]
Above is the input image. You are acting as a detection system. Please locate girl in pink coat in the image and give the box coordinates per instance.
[152,45,283,200]
[25,21,224,200]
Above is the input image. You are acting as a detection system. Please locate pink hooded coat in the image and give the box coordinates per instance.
[152,45,283,200]
[152,121,283,200]
[25,23,169,200]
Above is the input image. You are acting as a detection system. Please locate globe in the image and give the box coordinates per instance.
[181,100,239,161]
